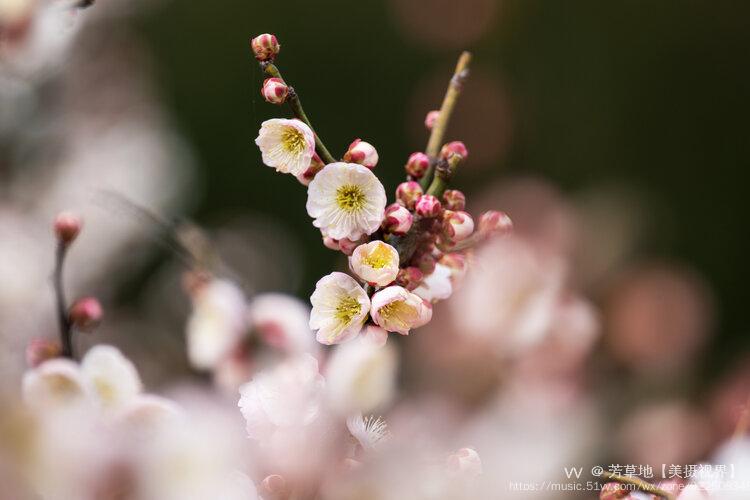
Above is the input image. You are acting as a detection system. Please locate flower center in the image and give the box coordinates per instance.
[281,126,306,155]
[378,300,418,329]
[362,243,392,269]
[335,295,362,325]
[336,185,366,212]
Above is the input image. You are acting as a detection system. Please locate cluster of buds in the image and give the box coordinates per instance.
[251,34,512,346]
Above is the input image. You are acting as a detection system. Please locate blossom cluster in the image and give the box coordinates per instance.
[251,33,512,346]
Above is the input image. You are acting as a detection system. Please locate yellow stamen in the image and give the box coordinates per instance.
[336,185,366,212]
[335,296,362,325]
[362,243,393,269]
[281,126,306,155]
[378,300,418,330]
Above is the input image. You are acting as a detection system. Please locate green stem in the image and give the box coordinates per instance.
[420,51,472,191]
[262,63,336,165]
[426,155,461,199]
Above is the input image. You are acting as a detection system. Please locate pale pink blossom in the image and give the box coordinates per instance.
[370,286,432,335]
[255,118,315,176]
[310,272,370,344]
[349,240,400,287]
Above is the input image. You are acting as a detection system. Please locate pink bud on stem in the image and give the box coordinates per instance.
[251,33,280,61]
[69,297,103,332]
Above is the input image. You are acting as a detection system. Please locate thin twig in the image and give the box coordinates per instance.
[53,242,73,358]
[420,51,472,191]
[261,62,336,165]
[601,471,674,499]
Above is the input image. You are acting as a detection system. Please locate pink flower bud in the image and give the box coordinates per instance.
[414,252,436,275]
[261,474,287,495]
[405,152,430,179]
[261,77,288,104]
[322,235,341,251]
[68,297,103,332]
[250,33,280,61]
[424,110,440,130]
[395,266,423,291]
[338,237,365,256]
[415,194,442,218]
[440,141,468,160]
[382,203,413,234]
[26,338,61,368]
[297,153,326,186]
[446,447,482,479]
[53,212,82,245]
[395,181,423,210]
[442,189,466,211]
[443,210,475,242]
[599,483,629,499]
[478,210,513,236]
[343,139,379,169]
[439,252,467,275]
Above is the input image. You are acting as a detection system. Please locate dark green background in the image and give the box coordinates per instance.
[132,1,749,372]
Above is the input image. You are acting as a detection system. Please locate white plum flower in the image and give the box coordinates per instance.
[255,118,315,176]
[349,240,400,287]
[347,413,390,451]
[238,354,325,440]
[22,358,90,411]
[370,286,432,335]
[306,162,387,241]
[186,279,248,370]
[247,292,319,355]
[310,272,371,345]
[413,263,453,303]
[81,345,143,409]
[325,339,397,414]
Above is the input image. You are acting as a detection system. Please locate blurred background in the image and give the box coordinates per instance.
[2,0,750,496]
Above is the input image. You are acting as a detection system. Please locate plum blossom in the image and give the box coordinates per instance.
[306,162,387,241]
[247,292,318,354]
[370,286,432,335]
[255,118,315,176]
[80,345,143,410]
[186,279,248,370]
[310,272,370,344]
[349,240,400,287]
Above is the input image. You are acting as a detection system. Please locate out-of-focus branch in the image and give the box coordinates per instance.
[53,242,73,358]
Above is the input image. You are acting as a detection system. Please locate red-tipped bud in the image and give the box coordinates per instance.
[424,110,440,130]
[442,210,475,242]
[322,235,340,251]
[297,153,325,186]
[478,210,513,237]
[261,474,287,495]
[413,252,437,275]
[415,194,442,218]
[405,152,430,179]
[26,338,62,368]
[53,212,82,246]
[338,237,365,256]
[395,181,423,210]
[442,189,466,211]
[396,266,423,291]
[343,139,378,169]
[261,77,288,104]
[599,483,629,499]
[382,203,413,234]
[68,297,103,332]
[440,141,468,160]
[250,33,280,61]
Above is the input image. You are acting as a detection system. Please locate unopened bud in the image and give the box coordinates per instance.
[395,266,423,291]
[338,237,365,256]
[405,152,430,179]
[442,189,466,211]
[443,210,474,242]
[26,338,62,368]
[53,212,82,245]
[68,297,103,332]
[297,153,325,186]
[395,181,423,210]
[261,474,287,495]
[415,194,442,218]
[414,252,436,275]
[250,33,280,61]
[424,110,440,130]
[478,210,513,237]
[322,235,341,251]
[261,77,288,104]
[440,141,468,160]
[382,203,413,234]
[599,483,629,500]
[343,139,378,169]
